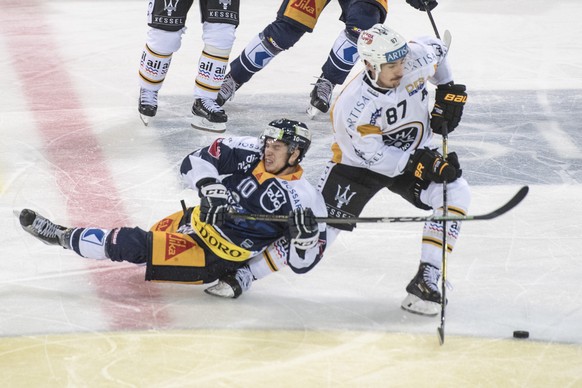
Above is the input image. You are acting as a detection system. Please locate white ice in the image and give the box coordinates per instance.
[1,0,582,384]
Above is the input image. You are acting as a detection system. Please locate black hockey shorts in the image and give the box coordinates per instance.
[148,0,239,32]
[319,163,431,231]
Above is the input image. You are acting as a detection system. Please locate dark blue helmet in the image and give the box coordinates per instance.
[261,119,312,163]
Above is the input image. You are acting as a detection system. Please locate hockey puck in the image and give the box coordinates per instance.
[513,330,529,339]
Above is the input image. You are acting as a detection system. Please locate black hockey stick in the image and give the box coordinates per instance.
[424,1,441,39]
[438,121,450,346]
[228,186,529,224]
[423,0,449,346]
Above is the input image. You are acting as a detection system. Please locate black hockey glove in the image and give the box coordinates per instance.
[430,83,467,134]
[288,208,319,250]
[446,151,462,178]
[406,148,460,183]
[406,0,438,11]
[197,178,230,227]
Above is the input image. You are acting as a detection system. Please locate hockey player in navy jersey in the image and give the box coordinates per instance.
[216,0,437,117]
[18,119,327,298]
[317,24,471,316]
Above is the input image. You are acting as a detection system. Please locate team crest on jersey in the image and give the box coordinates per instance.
[219,0,231,9]
[382,126,419,151]
[164,0,179,16]
[260,182,288,213]
[335,184,356,209]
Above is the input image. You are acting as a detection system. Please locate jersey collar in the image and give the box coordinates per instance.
[252,161,304,184]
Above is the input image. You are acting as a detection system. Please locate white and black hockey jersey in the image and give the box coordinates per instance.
[331,36,454,177]
[180,136,327,274]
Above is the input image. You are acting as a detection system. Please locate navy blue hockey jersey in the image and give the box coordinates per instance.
[180,136,327,274]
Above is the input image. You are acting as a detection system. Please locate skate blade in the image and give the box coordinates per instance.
[400,293,440,316]
[306,105,319,120]
[139,114,151,126]
[191,117,227,133]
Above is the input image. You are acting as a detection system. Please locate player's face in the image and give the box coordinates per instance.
[264,139,295,174]
[377,59,406,88]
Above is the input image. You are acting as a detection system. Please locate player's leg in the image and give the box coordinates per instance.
[204,235,306,299]
[191,0,239,132]
[308,0,387,116]
[317,161,387,243]
[137,0,193,124]
[146,231,243,286]
[390,173,471,316]
[217,0,328,105]
[18,208,150,263]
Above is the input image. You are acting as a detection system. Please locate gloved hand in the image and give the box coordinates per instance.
[406,0,438,11]
[406,148,460,183]
[287,208,319,250]
[197,178,230,226]
[430,83,467,134]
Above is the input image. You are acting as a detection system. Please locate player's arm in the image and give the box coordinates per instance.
[180,138,226,189]
[286,206,327,274]
[180,136,260,189]
[346,121,410,177]
[415,36,468,135]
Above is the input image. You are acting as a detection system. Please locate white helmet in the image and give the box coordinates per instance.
[357,24,408,88]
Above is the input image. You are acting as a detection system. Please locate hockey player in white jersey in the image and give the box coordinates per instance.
[138,0,240,132]
[18,119,328,298]
[317,24,471,316]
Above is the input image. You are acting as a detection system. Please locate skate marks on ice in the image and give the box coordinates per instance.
[143,89,582,187]
[455,89,582,186]
[0,329,580,386]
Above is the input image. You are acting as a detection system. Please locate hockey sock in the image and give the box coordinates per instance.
[193,45,230,100]
[320,29,359,85]
[69,228,110,260]
[420,206,465,268]
[139,44,172,91]
[230,32,283,84]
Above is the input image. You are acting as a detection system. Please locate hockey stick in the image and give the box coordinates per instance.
[423,0,450,346]
[424,1,441,39]
[228,186,529,224]
[438,122,449,346]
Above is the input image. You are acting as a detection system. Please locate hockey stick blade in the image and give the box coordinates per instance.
[437,326,445,345]
[443,30,452,50]
[229,186,529,225]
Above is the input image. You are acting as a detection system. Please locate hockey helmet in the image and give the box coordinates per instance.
[357,24,409,88]
[261,119,312,164]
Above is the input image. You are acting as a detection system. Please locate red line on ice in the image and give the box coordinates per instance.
[2,1,172,330]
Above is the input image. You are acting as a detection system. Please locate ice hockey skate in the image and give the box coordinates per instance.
[204,275,242,298]
[216,73,240,107]
[401,262,442,316]
[18,209,71,248]
[306,75,334,119]
[204,265,253,298]
[138,88,158,126]
[191,98,228,133]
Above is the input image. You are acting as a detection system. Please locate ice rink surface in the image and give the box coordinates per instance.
[1,0,581,386]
